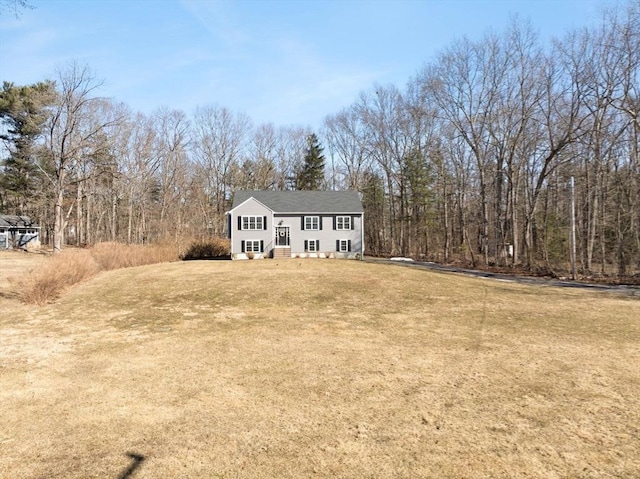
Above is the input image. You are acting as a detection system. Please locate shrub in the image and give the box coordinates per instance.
[18,249,99,305]
[181,238,230,260]
[16,242,181,305]
[92,242,179,270]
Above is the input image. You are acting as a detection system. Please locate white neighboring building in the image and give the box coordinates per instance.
[0,215,41,250]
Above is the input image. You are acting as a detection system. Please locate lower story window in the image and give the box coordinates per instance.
[243,240,263,253]
[305,239,319,252]
[337,239,351,252]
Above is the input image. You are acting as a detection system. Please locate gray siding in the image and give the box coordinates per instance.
[275,214,362,258]
[230,198,273,259]
[228,195,364,259]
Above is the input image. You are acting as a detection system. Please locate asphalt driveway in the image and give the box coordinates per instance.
[367,258,640,298]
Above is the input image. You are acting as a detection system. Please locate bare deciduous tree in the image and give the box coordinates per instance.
[44,63,118,254]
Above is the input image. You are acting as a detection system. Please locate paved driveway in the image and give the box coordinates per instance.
[366,258,640,298]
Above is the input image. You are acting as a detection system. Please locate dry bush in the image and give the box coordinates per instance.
[91,242,179,270]
[16,243,180,304]
[181,238,230,260]
[18,249,99,305]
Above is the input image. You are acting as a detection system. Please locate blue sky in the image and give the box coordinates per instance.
[0,0,613,129]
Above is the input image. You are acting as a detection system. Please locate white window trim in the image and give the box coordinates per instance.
[306,239,319,252]
[338,239,350,252]
[336,216,351,230]
[245,239,262,253]
[242,215,264,230]
[305,216,320,231]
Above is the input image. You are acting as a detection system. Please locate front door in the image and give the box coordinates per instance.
[275,226,290,246]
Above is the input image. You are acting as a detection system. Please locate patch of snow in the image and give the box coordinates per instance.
[390,257,414,262]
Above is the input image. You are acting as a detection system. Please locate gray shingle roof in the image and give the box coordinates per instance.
[232,191,363,213]
[0,215,38,228]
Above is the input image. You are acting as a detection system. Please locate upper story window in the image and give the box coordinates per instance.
[304,216,320,231]
[336,216,351,230]
[241,215,264,230]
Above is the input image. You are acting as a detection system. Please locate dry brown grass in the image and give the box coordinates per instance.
[0,259,638,478]
[0,250,47,292]
[10,243,180,304]
[91,242,179,271]
[11,248,99,305]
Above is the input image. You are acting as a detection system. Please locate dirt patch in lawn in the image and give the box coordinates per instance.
[1,258,639,478]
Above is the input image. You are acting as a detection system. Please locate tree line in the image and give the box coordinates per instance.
[1,2,638,277]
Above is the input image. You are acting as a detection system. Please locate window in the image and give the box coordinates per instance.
[303,216,320,230]
[336,216,351,230]
[337,239,351,252]
[241,215,265,230]
[305,240,319,252]
[243,240,262,253]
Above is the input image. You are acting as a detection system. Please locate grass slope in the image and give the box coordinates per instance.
[1,259,639,478]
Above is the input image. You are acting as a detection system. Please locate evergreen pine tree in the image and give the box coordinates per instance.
[295,133,325,190]
[0,81,56,213]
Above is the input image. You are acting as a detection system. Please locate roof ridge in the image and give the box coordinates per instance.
[231,190,363,214]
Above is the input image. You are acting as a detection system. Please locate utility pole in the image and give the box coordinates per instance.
[570,176,577,280]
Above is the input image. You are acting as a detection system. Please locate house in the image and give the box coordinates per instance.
[0,215,41,250]
[227,191,364,259]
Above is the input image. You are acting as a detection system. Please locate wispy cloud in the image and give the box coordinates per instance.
[2,0,608,128]
[179,0,252,48]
